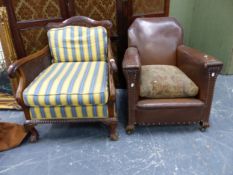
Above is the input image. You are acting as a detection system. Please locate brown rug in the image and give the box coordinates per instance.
[0,122,27,152]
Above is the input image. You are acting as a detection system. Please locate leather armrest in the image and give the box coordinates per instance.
[177,45,223,69]
[122,47,141,70]
[8,46,52,106]
[177,45,223,103]
[122,47,141,107]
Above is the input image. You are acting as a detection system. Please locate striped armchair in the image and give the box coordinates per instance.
[8,16,118,142]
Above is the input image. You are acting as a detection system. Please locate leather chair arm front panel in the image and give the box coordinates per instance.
[123,47,141,126]
[122,47,141,98]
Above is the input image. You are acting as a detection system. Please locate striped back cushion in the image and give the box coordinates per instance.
[48,26,108,62]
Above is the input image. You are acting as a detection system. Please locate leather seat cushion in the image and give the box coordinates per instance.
[140,65,199,98]
[23,61,108,107]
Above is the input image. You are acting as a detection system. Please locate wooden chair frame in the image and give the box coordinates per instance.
[8,16,118,142]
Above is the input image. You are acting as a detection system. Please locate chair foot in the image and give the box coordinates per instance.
[109,123,118,141]
[24,124,39,143]
[126,124,135,135]
[199,121,209,132]
[29,128,39,143]
[110,132,119,141]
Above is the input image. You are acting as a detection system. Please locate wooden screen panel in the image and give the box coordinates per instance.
[12,0,61,21]
[128,0,170,23]
[133,0,165,16]
[0,0,3,6]
[20,28,48,55]
[74,0,117,36]
[3,0,68,58]
[13,0,61,55]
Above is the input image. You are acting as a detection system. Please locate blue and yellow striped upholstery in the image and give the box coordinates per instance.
[48,26,108,62]
[23,62,109,107]
[30,105,108,119]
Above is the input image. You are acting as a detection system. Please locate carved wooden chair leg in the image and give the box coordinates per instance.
[199,121,210,132]
[24,123,39,143]
[109,122,118,141]
[126,124,135,135]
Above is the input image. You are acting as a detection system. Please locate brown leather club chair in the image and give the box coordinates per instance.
[122,17,223,133]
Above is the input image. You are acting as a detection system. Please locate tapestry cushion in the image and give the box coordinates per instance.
[47,26,108,62]
[29,105,108,119]
[23,62,108,107]
[140,65,199,98]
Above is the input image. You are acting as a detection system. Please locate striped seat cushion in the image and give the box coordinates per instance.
[23,62,108,107]
[48,26,108,62]
[30,105,108,119]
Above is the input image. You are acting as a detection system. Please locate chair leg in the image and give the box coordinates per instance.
[109,123,118,141]
[199,121,210,132]
[126,124,135,135]
[24,123,39,143]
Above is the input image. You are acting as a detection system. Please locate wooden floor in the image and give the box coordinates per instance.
[0,92,21,110]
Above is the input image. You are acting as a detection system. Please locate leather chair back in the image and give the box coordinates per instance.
[128,17,183,65]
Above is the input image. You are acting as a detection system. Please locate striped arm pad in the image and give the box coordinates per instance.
[30,105,108,119]
[23,62,109,107]
[48,26,108,62]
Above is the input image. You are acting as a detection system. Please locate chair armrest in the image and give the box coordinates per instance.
[108,69,116,102]
[8,46,51,79]
[123,47,141,113]
[109,59,118,73]
[108,58,117,102]
[177,45,223,69]
[108,59,117,102]
[122,47,141,70]
[107,41,117,102]
[8,46,52,106]
[177,45,223,103]
[122,47,141,88]
[108,41,118,73]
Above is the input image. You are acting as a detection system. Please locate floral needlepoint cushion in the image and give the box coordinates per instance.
[140,65,199,99]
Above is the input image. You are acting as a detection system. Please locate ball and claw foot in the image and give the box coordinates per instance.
[199,121,209,132]
[29,128,39,143]
[110,132,119,141]
[109,123,118,141]
[126,125,135,135]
